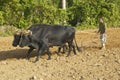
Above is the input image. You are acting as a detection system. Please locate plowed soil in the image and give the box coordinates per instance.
[0,28,120,80]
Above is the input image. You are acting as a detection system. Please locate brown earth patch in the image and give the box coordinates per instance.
[0,28,120,80]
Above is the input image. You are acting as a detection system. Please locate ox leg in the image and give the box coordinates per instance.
[57,44,67,55]
[62,44,67,53]
[72,43,77,55]
[35,45,45,62]
[46,47,51,60]
[62,47,65,53]
[66,44,72,57]
[57,47,61,56]
[26,47,34,60]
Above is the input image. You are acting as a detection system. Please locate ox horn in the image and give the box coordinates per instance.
[15,29,22,35]
[24,30,32,35]
[27,30,32,35]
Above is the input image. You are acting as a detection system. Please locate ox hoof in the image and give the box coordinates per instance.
[62,52,65,54]
[66,55,70,57]
[25,57,30,60]
[47,58,51,60]
[33,58,39,63]
[33,60,38,63]
[57,53,60,56]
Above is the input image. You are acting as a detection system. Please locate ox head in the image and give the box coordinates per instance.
[19,30,32,47]
[12,30,22,47]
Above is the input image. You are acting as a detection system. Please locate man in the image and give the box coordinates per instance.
[97,18,107,49]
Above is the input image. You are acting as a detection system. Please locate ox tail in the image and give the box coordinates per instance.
[74,36,80,52]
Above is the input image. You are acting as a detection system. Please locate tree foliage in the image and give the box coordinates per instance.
[0,0,120,29]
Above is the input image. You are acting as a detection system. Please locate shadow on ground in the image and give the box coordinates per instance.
[0,49,36,61]
[0,48,63,61]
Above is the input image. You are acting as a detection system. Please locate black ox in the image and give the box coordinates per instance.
[12,24,68,59]
[13,24,80,62]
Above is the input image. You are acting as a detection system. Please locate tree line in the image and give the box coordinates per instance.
[0,0,120,29]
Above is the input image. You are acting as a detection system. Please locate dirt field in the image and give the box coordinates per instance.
[0,28,120,80]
